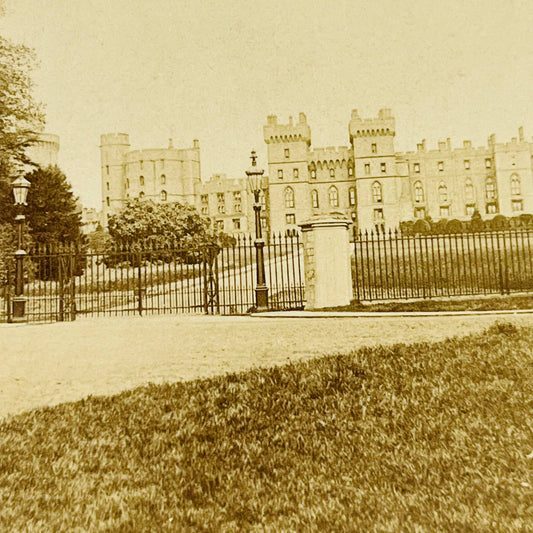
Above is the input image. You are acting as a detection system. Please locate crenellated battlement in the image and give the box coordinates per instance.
[263,112,311,145]
[100,133,130,147]
[349,108,396,138]
[308,146,352,166]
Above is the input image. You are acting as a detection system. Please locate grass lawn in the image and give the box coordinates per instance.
[1,323,532,531]
[326,294,533,313]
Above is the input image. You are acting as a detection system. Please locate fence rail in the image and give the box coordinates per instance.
[0,233,305,323]
[353,228,533,301]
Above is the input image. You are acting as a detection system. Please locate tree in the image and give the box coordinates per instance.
[0,165,85,247]
[0,36,45,180]
[107,200,234,261]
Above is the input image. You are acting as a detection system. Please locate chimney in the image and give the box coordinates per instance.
[168,138,174,149]
[519,126,524,142]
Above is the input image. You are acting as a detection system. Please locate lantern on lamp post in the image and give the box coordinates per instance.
[10,175,31,322]
[245,150,268,311]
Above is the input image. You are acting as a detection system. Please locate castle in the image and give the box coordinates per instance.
[264,109,533,232]
[100,109,533,235]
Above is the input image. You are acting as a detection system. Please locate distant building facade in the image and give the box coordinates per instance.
[25,132,60,169]
[100,134,268,236]
[264,110,533,232]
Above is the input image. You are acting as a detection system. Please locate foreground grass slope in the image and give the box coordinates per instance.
[1,324,532,532]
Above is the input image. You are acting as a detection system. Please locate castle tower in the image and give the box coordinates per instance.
[349,109,406,230]
[25,132,60,168]
[263,113,311,232]
[100,133,130,222]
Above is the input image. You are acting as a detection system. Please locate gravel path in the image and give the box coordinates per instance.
[2,313,533,419]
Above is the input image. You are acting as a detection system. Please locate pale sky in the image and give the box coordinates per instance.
[2,0,533,208]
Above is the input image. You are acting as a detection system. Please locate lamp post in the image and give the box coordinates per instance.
[245,150,268,311]
[10,175,31,323]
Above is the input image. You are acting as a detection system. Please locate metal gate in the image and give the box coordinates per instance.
[0,233,305,323]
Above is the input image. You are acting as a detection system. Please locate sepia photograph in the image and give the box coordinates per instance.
[0,0,532,530]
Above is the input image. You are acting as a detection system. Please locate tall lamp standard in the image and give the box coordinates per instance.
[245,150,268,311]
[10,175,31,323]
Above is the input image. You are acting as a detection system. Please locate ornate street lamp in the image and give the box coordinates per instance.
[10,175,30,322]
[245,150,268,311]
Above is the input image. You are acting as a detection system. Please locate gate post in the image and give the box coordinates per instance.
[299,213,352,310]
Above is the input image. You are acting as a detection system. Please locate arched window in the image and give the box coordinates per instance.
[161,174,166,185]
[438,182,448,203]
[311,189,319,208]
[414,181,424,203]
[139,191,145,199]
[160,190,167,201]
[511,174,521,196]
[465,179,474,202]
[329,186,339,207]
[284,187,295,208]
[349,187,356,206]
[140,175,144,186]
[485,178,496,200]
[372,181,382,203]
[329,167,335,178]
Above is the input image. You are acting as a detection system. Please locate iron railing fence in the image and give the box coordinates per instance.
[0,233,305,323]
[353,227,533,301]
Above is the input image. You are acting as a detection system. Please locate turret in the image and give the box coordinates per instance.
[100,133,130,222]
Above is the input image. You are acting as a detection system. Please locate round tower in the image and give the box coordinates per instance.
[100,133,130,223]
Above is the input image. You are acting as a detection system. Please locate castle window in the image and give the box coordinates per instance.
[217,192,225,213]
[140,175,144,186]
[371,143,377,154]
[106,165,109,175]
[440,206,450,218]
[348,166,354,176]
[466,204,476,216]
[485,178,496,200]
[260,190,266,209]
[126,179,130,189]
[284,187,295,208]
[365,163,371,175]
[485,158,492,169]
[372,181,382,203]
[293,168,299,179]
[380,162,386,173]
[349,187,356,206]
[464,160,470,170]
[511,174,521,196]
[438,182,448,203]
[233,218,241,230]
[414,181,424,203]
[512,199,523,212]
[329,168,335,178]
[414,207,426,219]
[278,169,283,180]
[106,197,110,207]
[201,194,209,215]
[106,182,110,191]
[161,174,166,185]
[310,169,316,179]
[311,189,319,208]
[216,220,224,231]
[438,161,444,172]
[233,191,242,213]
[286,214,296,225]
[414,163,420,173]
[139,191,145,199]
[465,179,474,202]
[486,203,497,214]
[284,148,290,159]
[328,186,339,207]
[140,160,143,169]
[161,190,167,201]
[373,208,384,232]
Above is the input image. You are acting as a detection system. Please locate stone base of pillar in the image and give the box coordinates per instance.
[255,285,269,312]
[10,297,27,323]
[299,213,353,310]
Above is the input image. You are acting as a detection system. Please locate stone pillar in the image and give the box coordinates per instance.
[299,213,353,310]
